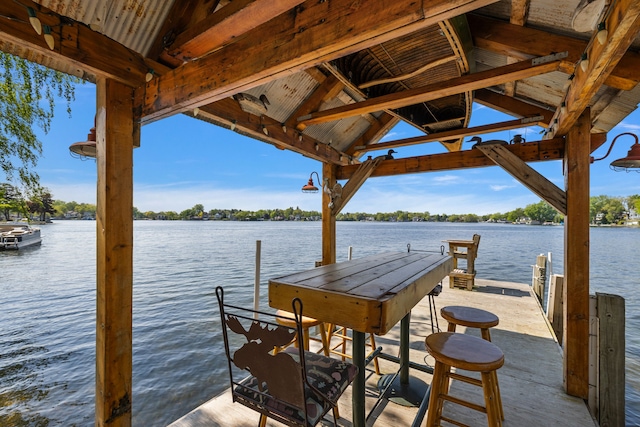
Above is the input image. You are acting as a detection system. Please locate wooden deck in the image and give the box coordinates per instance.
[168,278,597,427]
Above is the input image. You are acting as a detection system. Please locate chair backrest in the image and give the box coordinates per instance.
[216,286,310,425]
[470,234,481,257]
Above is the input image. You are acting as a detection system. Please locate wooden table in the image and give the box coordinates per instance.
[269,251,453,427]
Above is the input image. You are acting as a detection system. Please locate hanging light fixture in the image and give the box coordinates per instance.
[69,126,97,159]
[301,171,320,193]
[591,132,640,172]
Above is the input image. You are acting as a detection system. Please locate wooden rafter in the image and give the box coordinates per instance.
[0,0,152,86]
[468,13,640,91]
[549,0,640,137]
[336,134,606,180]
[474,142,566,214]
[166,0,306,62]
[346,114,398,157]
[285,74,344,131]
[297,54,566,128]
[354,116,546,153]
[194,98,349,165]
[474,89,554,125]
[510,0,531,26]
[146,0,212,66]
[139,0,498,123]
[331,158,382,215]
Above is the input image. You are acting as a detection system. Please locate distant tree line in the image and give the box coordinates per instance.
[1,183,639,225]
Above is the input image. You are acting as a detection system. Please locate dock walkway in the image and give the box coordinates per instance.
[169,278,597,426]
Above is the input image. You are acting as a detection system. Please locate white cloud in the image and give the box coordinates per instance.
[490,185,513,191]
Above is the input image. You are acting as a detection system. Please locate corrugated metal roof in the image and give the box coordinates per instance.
[36,0,174,56]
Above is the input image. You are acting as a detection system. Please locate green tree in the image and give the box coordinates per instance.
[1,53,82,190]
[523,201,557,223]
[27,187,55,221]
[0,182,24,220]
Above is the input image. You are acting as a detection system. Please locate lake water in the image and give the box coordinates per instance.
[1,221,638,426]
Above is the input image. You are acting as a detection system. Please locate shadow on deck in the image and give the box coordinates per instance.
[168,278,596,427]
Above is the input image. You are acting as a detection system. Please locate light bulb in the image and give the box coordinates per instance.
[193,107,199,117]
[43,25,54,50]
[230,120,236,131]
[145,70,154,82]
[597,23,607,45]
[580,53,589,72]
[262,125,269,136]
[281,124,287,133]
[27,8,42,35]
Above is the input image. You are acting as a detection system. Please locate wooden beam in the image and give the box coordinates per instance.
[563,109,591,399]
[297,54,566,128]
[474,89,554,125]
[195,98,349,165]
[167,0,306,62]
[146,0,212,64]
[322,163,337,266]
[468,13,640,91]
[550,0,640,137]
[287,74,344,131]
[0,0,151,86]
[510,0,531,26]
[355,116,545,152]
[346,113,398,157]
[474,142,566,214]
[336,133,606,179]
[331,158,382,215]
[139,0,498,123]
[95,78,136,426]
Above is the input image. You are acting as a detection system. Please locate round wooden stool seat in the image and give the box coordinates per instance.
[426,332,504,371]
[275,309,324,328]
[275,310,329,356]
[425,332,505,427]
[441,306,499,330]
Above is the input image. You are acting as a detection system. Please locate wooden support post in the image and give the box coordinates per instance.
[532,254,547,303]
[562,108,590,398]
[597,293,625,427]
[547,274,564,345]
[321,163,337,266]
[95,78,136,427]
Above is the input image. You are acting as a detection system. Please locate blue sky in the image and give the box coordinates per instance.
[34,82,640,215]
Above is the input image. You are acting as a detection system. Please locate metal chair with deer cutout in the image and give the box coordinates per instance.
[216,286,358,427]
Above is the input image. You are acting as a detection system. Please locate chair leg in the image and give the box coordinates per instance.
[426,361,447,427]
[369,333,381,375]
[481,371,501,427]
[319,322,330,356]
[259,414,267,427]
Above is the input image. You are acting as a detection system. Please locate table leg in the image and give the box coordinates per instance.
[352,330,366,427]
[377,311,429,406]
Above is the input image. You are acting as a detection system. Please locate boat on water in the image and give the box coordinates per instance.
[0,223,42,250]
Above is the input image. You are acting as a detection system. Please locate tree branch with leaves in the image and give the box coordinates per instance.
[0,52,82,191]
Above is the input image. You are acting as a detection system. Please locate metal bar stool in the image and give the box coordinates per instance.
[425,332,504,427]
[440,305,503,421]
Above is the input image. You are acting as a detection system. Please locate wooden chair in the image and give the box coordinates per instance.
[216,286,358,427]
[425,332,504,427]
[445,234,481,290]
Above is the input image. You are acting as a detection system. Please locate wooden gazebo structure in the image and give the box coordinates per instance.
[1,0,639,425]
